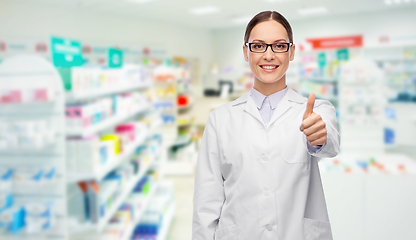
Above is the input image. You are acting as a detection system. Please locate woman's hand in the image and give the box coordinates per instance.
[299,93,327,147]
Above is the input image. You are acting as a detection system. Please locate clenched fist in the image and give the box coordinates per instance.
[300,93,327,147]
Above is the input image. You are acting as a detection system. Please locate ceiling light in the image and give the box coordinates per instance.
[189,6,220,15]
[127,0,156,3]
[298,6,328,15]
[263,0,291,2]
[233,16,252,24]
[384,0,393,4]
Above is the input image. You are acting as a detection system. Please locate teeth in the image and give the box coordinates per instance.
[261,65,277,69]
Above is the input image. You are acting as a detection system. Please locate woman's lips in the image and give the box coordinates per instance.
[260,65,279,73]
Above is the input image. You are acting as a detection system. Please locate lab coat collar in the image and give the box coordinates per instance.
[232,88,307,127]
[232,88,306,106]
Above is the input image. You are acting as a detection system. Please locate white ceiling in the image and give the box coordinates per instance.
[4,0,416,29]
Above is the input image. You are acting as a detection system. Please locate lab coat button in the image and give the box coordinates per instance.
[263,190,270,197]
[266,224,273,231]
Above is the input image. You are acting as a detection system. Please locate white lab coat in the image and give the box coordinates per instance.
[192,88,340,240]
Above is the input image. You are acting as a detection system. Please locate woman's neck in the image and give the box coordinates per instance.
[253,76,287,96]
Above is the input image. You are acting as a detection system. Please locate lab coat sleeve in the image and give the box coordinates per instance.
[305,100,340,158]
[192,111,225,240]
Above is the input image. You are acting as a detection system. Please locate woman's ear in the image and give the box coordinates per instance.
[243,44,249,62]
[290,43,295,61]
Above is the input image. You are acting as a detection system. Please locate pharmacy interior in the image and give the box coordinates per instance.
[0,1,416,240]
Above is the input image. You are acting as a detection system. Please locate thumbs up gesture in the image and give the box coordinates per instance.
[300,93,327,147]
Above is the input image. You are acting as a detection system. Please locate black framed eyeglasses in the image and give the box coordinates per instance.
[245,42,293,53]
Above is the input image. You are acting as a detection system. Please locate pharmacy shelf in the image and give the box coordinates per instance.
[67,118,163,183]
[300,77,338,83]
[157,201,176,240]
[66,103,151,137]
[170,134,191,146]
[299,91,338,102]
[96,160,153,232]
[121,182,160,240]
[66,131,148,183]
[65,81,151,103]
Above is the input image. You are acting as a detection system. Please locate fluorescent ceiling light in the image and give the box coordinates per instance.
[233,16,252,24]
[298,6,328,15]
[263,0,291,2]
[384,0,414,4]
[127,0,156,3]
[189,6,220,15]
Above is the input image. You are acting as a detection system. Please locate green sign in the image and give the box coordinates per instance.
[51,37,84,68]
[108,48,123,68]
[317,52,326,67]
[337,48,349,61]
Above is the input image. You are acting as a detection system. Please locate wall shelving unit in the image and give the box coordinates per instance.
[0,55,67,239]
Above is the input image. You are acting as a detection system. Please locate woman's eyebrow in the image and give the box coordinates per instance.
[252,39,266,42]
[252,39,288,42]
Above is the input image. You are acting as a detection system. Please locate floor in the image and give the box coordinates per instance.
[164,175,195,240]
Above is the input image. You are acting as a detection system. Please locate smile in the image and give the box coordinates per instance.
[260,65,279,72]
[260,65,278,69]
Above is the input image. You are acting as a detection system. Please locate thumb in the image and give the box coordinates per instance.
[303,93,315,120]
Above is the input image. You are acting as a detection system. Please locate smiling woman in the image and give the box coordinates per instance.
[193,10,340,240]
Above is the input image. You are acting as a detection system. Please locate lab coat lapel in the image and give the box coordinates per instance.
[268,95,292,127]
[268,88,306,127]
[243,94,265,125]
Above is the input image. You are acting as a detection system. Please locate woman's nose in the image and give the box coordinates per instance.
[263,46,275,60]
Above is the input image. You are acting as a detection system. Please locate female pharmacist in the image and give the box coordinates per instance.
[192,11,340,240]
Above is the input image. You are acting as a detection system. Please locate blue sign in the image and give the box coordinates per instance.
[51,37,84,68]
[108,48,123,68]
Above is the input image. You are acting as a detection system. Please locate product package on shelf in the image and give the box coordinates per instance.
[0,87,56,104]
[60,64,151,95]
[0,117,58,151]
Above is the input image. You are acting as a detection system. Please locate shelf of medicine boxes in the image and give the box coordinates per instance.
[72,180,162,240]
[156,201,176,240]
[119,181,161,240]
[67,118,163,183]
[69,148,159,234]
[65,81,152,103]
[300,77,338,84]
[66,103,152,137]
[298,77,338,102]
[298,90,338,102]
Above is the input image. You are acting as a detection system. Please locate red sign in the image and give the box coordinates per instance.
[36,43,48,53]
[0,42,5,51]
[379,35,390,44]
[307,35,363,49]
[142,47,150,56]
[82,45,92,54]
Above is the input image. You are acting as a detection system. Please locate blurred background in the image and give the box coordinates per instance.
[0,0,416,239]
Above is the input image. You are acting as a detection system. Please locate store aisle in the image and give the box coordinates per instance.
[165,175,195,240]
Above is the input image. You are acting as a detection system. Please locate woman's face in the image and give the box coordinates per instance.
[243,20,295,85]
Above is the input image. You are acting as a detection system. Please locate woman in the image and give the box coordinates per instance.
[193,11,340,240]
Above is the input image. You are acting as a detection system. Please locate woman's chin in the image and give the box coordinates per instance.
[256,77,284,84]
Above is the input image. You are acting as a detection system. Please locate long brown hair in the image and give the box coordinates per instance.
[244,11,293,43]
